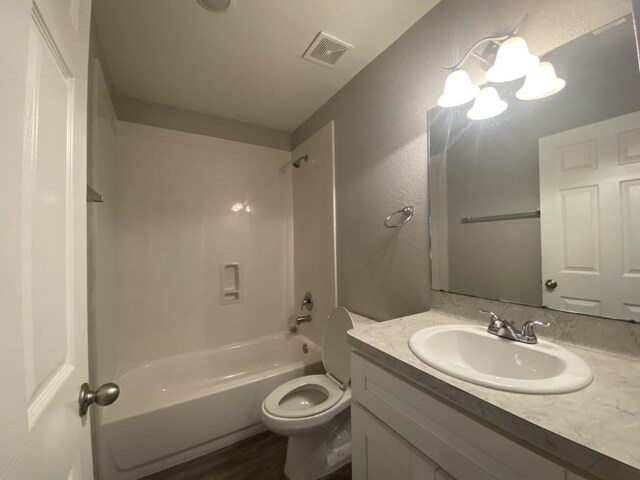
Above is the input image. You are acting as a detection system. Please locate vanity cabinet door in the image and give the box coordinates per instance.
[353,403,437,480]
[352,353,565,480]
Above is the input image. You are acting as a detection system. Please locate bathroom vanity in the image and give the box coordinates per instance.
[349,311,640,480]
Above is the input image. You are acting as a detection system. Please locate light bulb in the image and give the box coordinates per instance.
[516,61,566,100]
[467,87,508,120]
[486,37,539,83]
[437,70,479,108]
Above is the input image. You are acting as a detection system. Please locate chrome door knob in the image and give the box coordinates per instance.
[78,382,120,417]
[545,279,558,290]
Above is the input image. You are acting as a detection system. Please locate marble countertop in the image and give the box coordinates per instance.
[348,310,640,480]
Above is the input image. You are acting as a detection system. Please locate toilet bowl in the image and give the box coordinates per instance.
[261,307,354,480]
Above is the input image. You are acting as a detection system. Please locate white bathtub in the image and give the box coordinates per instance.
[97,332,323,480]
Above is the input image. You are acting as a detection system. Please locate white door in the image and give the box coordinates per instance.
[0,0,94,479]
[539,111,640,321]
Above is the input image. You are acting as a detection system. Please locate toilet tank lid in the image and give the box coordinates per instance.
[322,307,355,386]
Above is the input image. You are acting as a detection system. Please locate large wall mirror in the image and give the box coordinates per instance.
[428,13,640,322]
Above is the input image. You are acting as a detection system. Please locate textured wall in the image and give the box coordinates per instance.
[292,0,631,320]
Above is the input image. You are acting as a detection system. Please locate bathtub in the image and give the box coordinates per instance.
[97,332,323,480]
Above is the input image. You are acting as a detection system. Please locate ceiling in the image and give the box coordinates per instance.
[93,0,441,132]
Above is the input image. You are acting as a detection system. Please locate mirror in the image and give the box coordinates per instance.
[428,14,640,322]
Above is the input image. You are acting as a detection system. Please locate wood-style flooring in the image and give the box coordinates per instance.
[140,431,351,480]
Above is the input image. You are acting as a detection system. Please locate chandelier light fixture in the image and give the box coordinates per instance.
[438,14,565,119]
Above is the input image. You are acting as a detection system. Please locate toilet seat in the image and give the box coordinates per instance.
[262,306,355,432]
[263,374,344,419]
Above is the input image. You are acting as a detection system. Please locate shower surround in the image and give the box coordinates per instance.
[91,116,302,478]
[94,121,295,382]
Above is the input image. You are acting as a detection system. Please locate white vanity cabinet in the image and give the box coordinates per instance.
[351,353,588,480]
[353,403,439,480]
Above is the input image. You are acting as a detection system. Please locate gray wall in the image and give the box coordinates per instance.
[114,96,292,151]
[292,0,630,320]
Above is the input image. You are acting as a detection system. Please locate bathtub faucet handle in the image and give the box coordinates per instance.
[301,292,313,311]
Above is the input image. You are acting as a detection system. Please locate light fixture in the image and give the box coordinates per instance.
[485,36,539,83]
[437,70,480,108]
[231,202,251,213]
[437,15,529,111]
[516,61,566,100]
[467,87,508,120]
[197,0,235,13]
[437,15,564,119]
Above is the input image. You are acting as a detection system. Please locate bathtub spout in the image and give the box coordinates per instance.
[295,315,312,325]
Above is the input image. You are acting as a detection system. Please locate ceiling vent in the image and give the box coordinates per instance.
[302,32,353,68]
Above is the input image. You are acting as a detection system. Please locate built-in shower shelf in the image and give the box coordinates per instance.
[220,263,243,304]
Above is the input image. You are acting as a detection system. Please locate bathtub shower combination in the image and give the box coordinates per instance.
[98,333,322,479]
[90,68,339,478]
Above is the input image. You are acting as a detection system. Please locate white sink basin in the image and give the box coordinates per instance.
[408,325,593,394]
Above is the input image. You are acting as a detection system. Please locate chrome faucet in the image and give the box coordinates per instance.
[301,292,313,311]
[479,310,549,344]
[289,294,313,333]
[290,314,312,333]
[295,314,312,325]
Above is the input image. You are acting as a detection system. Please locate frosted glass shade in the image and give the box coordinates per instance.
[516,61,566,100]
[438,70,480,108]
[467,87,507,120]
[486,37,539,83]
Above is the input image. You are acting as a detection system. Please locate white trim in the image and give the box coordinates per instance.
[27,364,74,429]
[31,5,72,79]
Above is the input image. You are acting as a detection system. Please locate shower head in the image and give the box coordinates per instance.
[292,154,309,168]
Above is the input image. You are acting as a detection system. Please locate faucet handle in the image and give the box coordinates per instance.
[520,320,550,338]
[479,310,507,335]
[479,309,502,325]
[301,292,313,311]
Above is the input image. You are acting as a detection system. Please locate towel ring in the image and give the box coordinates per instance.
[384,206,414,228]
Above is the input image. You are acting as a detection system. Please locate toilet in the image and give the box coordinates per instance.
[261,307,354,480]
